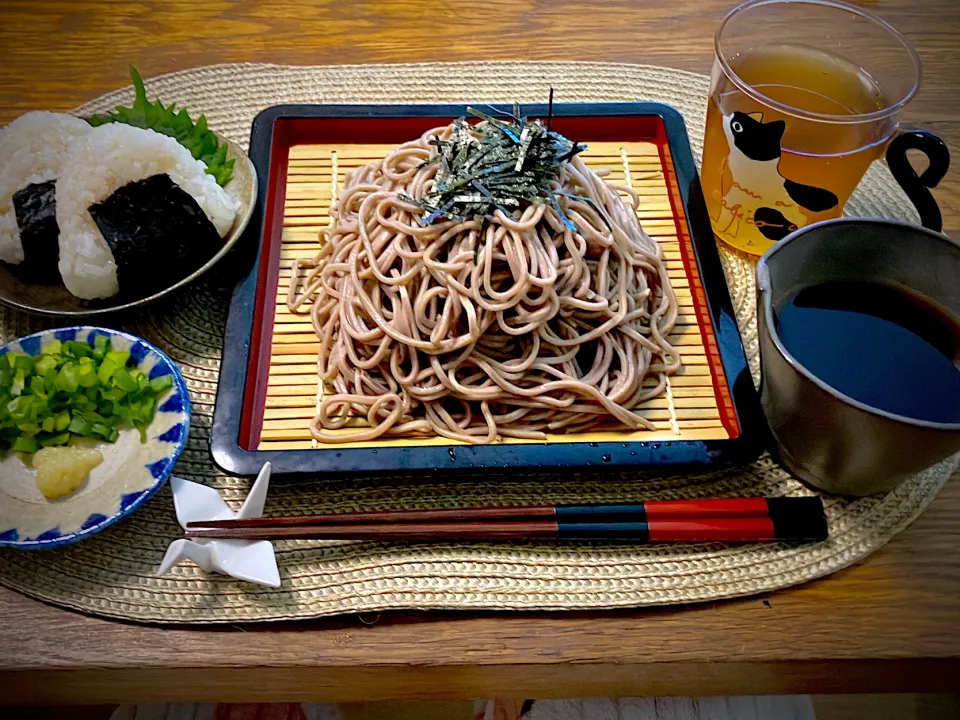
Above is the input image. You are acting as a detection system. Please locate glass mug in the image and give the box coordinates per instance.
[701,0,950,255]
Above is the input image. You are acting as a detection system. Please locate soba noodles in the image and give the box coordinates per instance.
[288,120,681,444]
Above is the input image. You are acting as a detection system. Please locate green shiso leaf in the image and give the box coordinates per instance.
[89,66,235,187]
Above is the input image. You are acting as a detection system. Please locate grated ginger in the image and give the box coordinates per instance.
[33,446,103,499]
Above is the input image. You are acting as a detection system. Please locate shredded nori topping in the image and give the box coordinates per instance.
[406,103,585,226]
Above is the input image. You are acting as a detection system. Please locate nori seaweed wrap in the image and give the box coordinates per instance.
[87,173,223,299]
[11,181,61,283]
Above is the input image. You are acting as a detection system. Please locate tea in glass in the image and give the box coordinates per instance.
[702,0,926,255]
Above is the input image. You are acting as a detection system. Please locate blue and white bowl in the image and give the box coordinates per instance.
[0,327,191,549]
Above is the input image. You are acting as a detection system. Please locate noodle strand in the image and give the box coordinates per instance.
[289,122,681,445]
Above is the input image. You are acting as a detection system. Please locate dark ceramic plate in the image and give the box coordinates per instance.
[0,135,257,318]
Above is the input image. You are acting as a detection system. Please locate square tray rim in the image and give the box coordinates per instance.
[210,102,766,477]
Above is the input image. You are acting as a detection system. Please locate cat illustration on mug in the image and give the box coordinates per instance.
[711,110,839,246]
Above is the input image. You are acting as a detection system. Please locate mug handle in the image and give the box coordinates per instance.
[885,130,950,232]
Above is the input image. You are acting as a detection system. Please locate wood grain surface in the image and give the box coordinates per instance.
[1,0,959,705]
[0,0,958,237]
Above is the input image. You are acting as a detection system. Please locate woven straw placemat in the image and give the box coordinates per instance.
[0,61,954,623]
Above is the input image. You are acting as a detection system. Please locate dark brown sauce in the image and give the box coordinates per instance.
[776,281,960,423]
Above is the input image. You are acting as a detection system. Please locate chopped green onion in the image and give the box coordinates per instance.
[42,367,57,392]
[67,416,89,434]
[56,364,79,393]
[34,355,57,375]
[7,395,33,417]
[139,395,156,420]
[106,350,131,367]
[29,375,46,396]
[96,357,116,383]
[77,361,97,388]
[14,355,35,373]
[64,341,92,359]
[0,335,174,456]
[150,375,174,393]
[18,423,41,437]
[101,387,125,401]
[12,436,39,454]
[11,369,26,396]
[112,368,139,394]
[39,432,70,448]
[93,335,109,359]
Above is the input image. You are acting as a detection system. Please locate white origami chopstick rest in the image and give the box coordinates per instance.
[158,462,280,587]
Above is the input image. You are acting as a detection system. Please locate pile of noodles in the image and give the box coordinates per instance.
[288,121,681,444]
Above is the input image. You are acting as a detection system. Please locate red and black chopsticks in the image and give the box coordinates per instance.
[184,496,828,544]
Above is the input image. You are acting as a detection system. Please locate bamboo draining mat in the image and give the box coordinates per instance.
[261,141,732,451]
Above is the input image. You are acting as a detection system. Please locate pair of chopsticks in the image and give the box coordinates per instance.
[185,496,828,544]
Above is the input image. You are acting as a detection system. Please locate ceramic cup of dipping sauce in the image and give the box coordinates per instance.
[757,217,960,495]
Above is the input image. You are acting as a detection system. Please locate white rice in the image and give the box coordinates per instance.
[56,124,239,299]
[0,112,92,264]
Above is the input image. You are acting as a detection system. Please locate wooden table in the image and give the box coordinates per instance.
[1,0,959,705]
